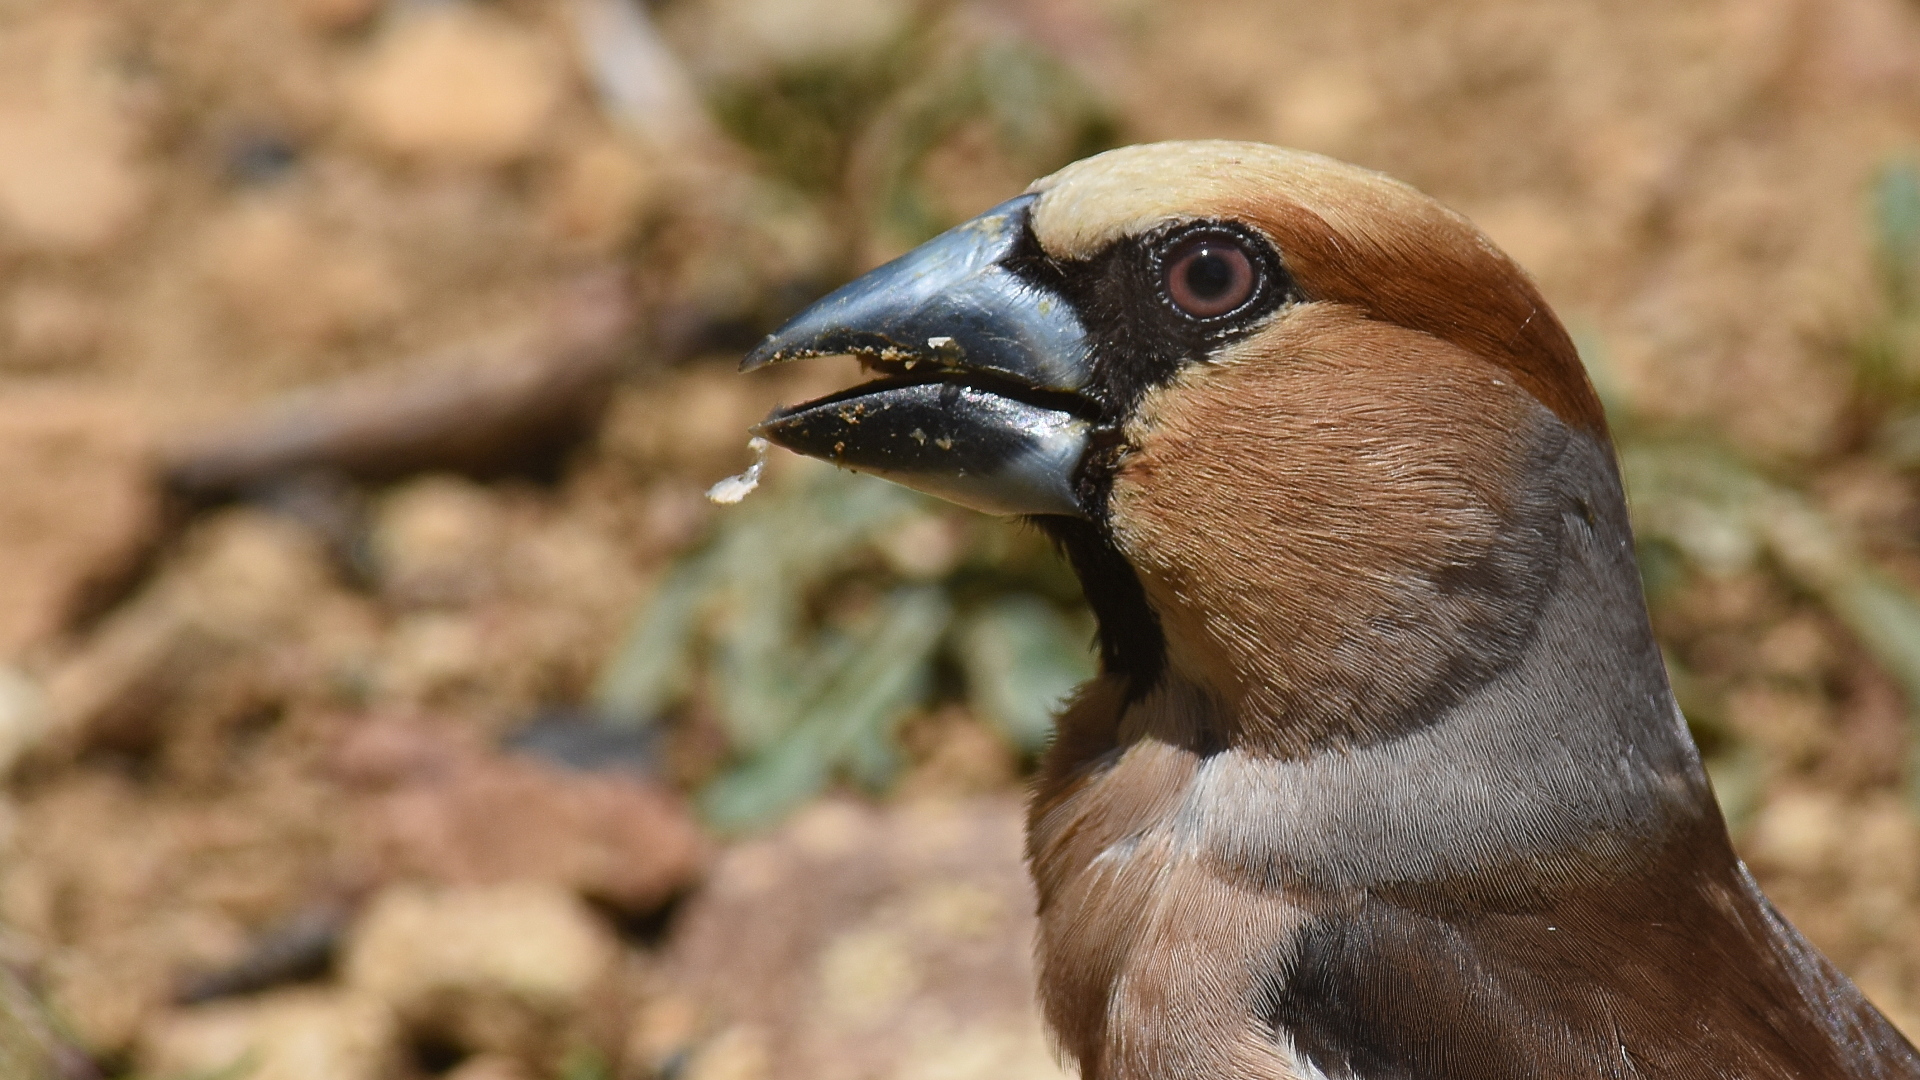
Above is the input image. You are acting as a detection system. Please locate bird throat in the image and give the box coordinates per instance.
[1026,416,1719,1077]
[1092,307,1572,755]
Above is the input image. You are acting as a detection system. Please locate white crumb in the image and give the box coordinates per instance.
[706,437,770,505]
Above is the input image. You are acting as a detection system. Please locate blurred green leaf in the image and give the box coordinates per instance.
[1705,746,1765,834]
[1875,159,1920,309]
[955,596,1094,754]
[708,468,923,748]
[1624,430,1920,796]
[559,1045,614,1080]
[1620,440,1770,577]
[1571,324,1635,430]
[1857,160,1920,399]
[699,585,951,831]
[593,553,718,728]
[1824,570,1920,704]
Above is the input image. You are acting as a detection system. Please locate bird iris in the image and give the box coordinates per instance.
[1164,232,1257,319]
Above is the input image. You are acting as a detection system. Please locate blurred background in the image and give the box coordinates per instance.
[1,0,1919,1076]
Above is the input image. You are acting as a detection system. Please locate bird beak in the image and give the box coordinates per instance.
[740,194,1095,518]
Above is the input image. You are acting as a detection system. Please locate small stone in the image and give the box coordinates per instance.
[816,927,920,1023]
[678,0,913,78]
[199,197,406,346]
[1745,790,1847,877]
[368,476,507,608]
[893,1021,1070,1080]
[0,391,158,660]
[668,798,1062,1080]
[38,509,335,764]
[3,283,105,369]
[444,1052,536,1080]
[288,0,382,33]
[351,730,706,911]
[682,1023,771,1080]
[44,944,174,1055]
[0,14,151,254]
[624,992,704,1076]
[376,613,487,702]
[343,882,619,1015]
[138,989,396,1080]
[0,667,48,777]
[544,136,660,250]
[347,8,565,164]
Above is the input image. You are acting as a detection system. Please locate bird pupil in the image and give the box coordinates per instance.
[1186,252,1233,298]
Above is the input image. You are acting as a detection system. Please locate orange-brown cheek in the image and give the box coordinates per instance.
[1104,305,1556,752]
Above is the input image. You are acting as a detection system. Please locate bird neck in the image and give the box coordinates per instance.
[1037,426,1719,895]
[1027,429,1744,1077]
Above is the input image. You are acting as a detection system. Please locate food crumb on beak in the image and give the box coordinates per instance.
[706,437,770,505]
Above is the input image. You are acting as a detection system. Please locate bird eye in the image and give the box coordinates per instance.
[1163,233,1258,319]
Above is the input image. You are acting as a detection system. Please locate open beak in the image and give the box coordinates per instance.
[740,194,1094,518]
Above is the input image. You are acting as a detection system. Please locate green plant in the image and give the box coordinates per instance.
[593,462,1092,833]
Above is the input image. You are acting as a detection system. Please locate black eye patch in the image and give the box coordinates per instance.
[1002,220,1302,427]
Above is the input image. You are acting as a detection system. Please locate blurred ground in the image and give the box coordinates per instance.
[3,0,1920,1077]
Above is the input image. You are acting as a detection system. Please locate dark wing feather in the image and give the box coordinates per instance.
[1262,815,1920,1080]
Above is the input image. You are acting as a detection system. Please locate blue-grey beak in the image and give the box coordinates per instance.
[741,195,1094,518]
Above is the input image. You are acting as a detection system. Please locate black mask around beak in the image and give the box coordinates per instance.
[740,194,1095,518]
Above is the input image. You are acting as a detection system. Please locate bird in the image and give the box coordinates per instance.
[739,140,1920,1080]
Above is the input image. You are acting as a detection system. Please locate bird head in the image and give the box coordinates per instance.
[745,140,1610,754]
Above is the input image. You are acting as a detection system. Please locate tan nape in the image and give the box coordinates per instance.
[1027,141,1606,437]
[1105,303,1563,755]
[1028,141,1424,262]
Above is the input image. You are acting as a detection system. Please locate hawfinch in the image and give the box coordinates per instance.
[741,141,1920,1079]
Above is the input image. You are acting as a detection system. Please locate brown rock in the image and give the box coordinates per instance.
[288,0,382,34]
[1746,790,1855,881]
[369,477,509,609]
[345,883,617,1011]
[0,668,48,777]
[335,714,705,912]
[3,283,107,371]
[198,197,407,347]
[347,8,565,165]
[37,509,339,774]
[445,1052,537,1080]
[0,13,151,254]
[665,797,1067,1080]
[0,391,159,661]
[672,0,913,80]
[543,136,660,251]
[138,989,396,1080]
[342,882,617,1061]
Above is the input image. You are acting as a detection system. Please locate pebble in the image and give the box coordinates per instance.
[0,391,158,661]
[0,13,151,254]
[667,796,1068,1080]
[679,0,914,79]
[0,668,48,777]
[348,728,707,912]
[544,136,660,251]
[369,476,507,608]
[139,989,396,1080]
[347,8,565,165]
[343,882,619,1014]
